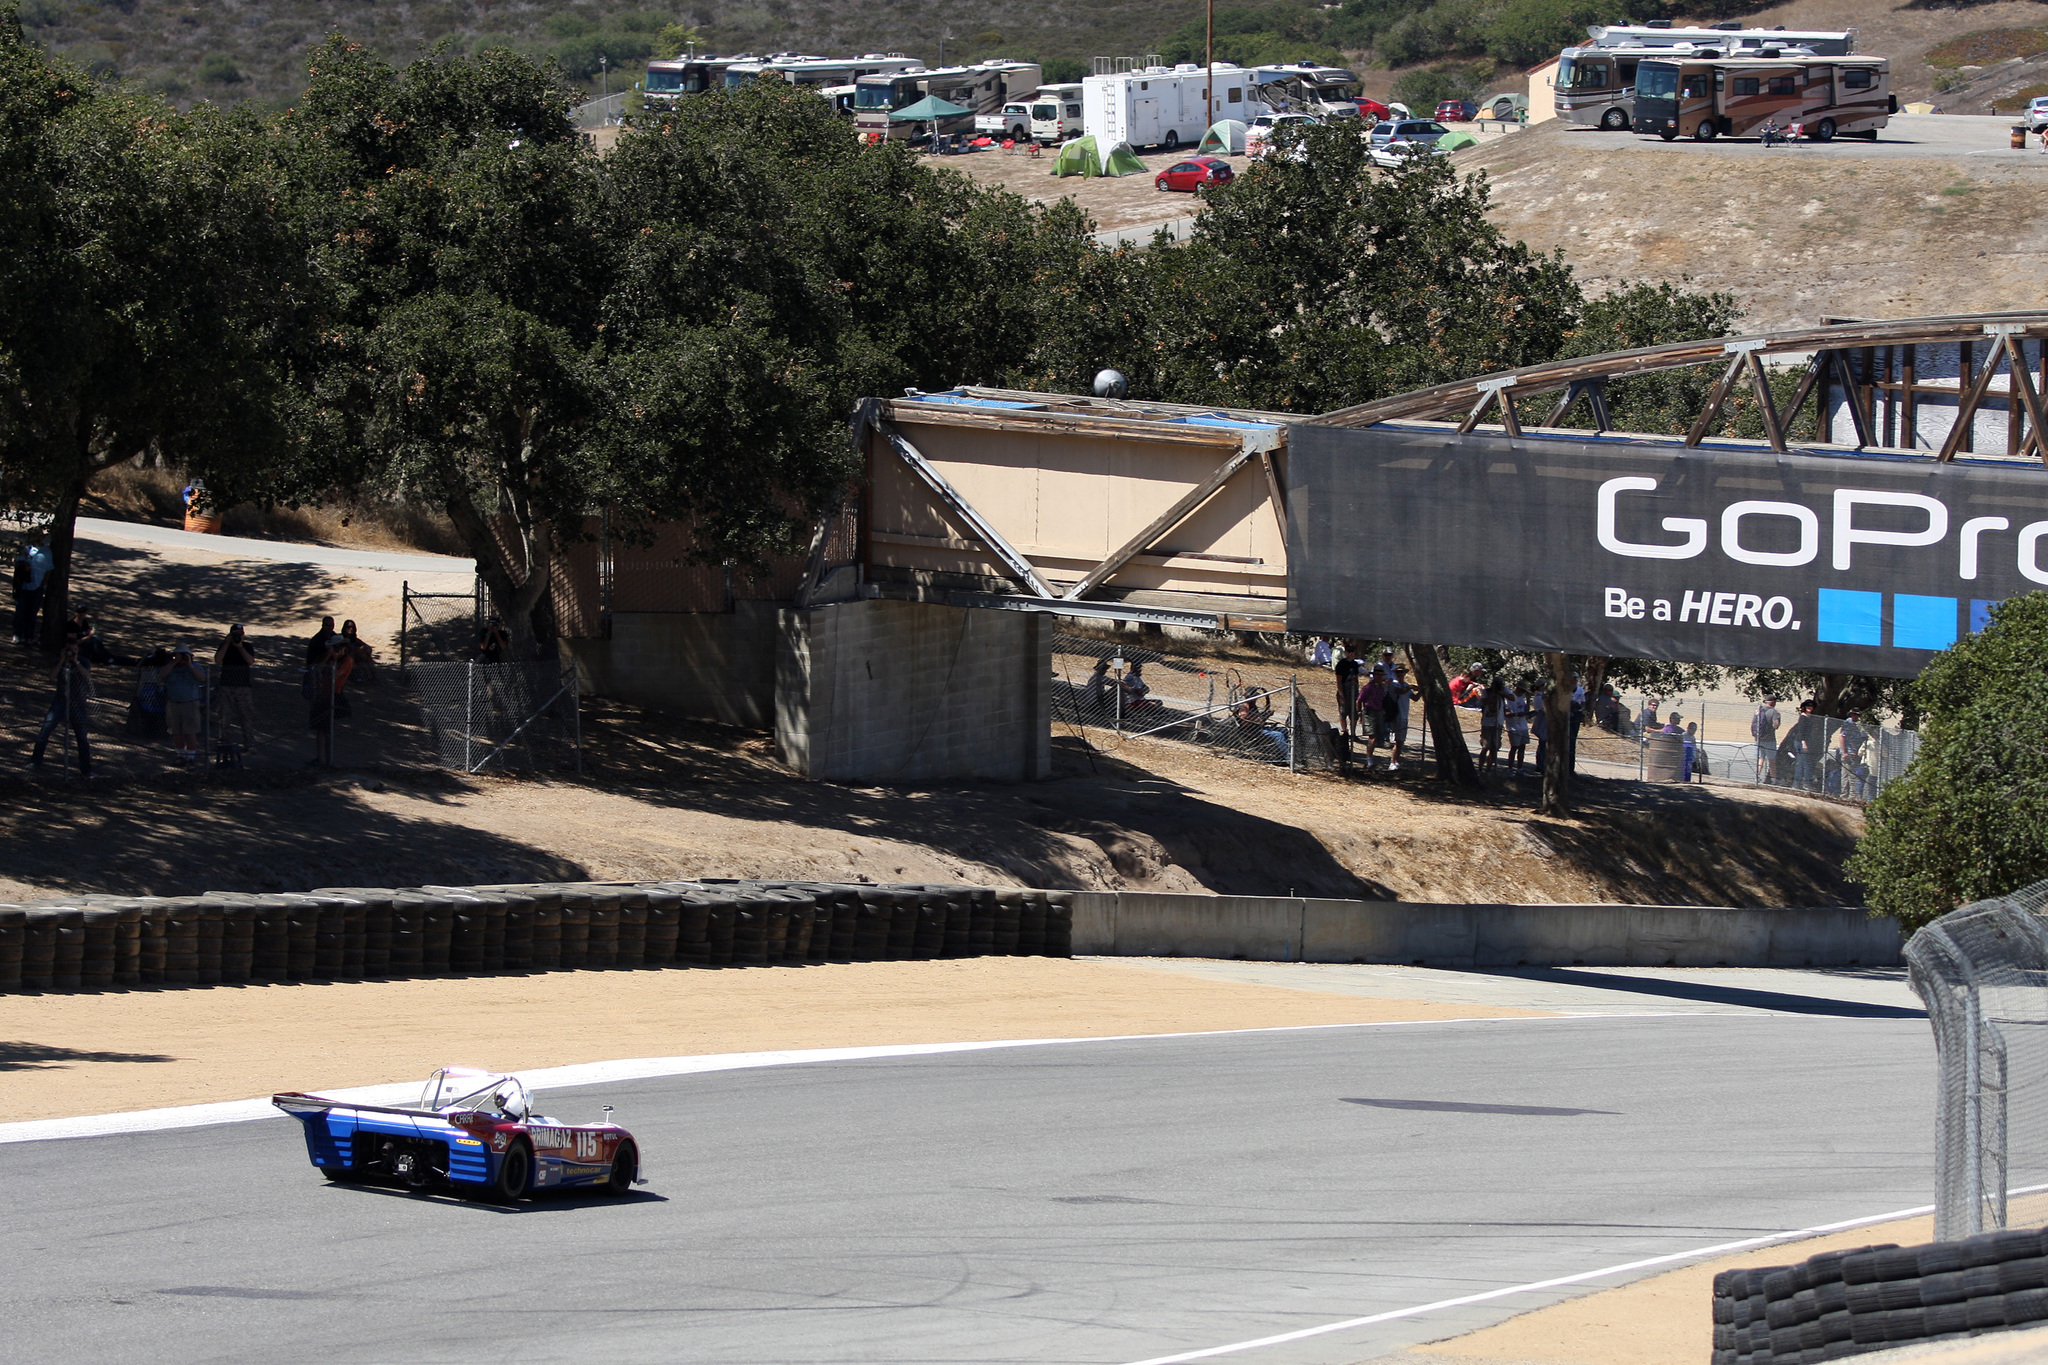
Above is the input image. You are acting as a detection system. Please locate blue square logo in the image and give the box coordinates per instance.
[1817,589,1883,646]
[1892,595,1959,651]
[1972,599,2003,634]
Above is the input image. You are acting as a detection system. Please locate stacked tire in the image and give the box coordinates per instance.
[0,879,1080,991]
[1714,1227,2048,1363]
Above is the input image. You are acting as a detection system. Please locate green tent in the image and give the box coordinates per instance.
[1051,134,1101,177]
[1438,130,1479,150]
[1486,93,1529,118]
[888,94,974,121]
[1100,140,1147,177]
[1198,119,1248,155]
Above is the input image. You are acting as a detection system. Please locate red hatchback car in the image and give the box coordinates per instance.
[1155,157,1234,192]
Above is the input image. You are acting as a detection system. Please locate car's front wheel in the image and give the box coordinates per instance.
[1694,120,1719,141]
[1600,107,1628,131]
[1162,130,1180,150]
[605,1141,637,1196]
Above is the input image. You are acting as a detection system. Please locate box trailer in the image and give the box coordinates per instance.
[1082,62,1264,151]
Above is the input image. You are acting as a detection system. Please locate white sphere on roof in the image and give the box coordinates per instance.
[1093,369,1129,400]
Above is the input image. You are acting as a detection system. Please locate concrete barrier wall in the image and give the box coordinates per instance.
[1073,893,1900,968]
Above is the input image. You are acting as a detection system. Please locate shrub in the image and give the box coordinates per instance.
[1925,27,2048,67]
[1392,61,1488,109]
[197,51,243,84]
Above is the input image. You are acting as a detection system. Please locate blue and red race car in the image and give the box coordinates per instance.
[273,1067,643,1203]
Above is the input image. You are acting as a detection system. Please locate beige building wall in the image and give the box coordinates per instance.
[1526,57,1559,124]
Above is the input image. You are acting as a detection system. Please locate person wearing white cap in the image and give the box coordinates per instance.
[157,643,208,765]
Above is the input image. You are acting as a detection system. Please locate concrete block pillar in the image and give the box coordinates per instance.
[775,599,1052,782]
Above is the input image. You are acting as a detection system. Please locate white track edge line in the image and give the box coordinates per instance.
[1116,1181,2048,1365]
[2,1012,1660,1145]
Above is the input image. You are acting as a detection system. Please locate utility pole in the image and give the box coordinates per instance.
[600,53,609,101]
[1205,0,1215,125]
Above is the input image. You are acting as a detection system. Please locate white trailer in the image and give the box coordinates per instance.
[1082,62,1264,151]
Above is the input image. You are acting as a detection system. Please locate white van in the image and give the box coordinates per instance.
[1029,83,1083,142]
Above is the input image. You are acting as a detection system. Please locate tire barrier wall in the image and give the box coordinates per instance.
[0,882,1074,993]
[1070,893,1902,968]
[1712,1226,2048,1363]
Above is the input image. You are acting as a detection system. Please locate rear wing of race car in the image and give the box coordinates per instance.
[272,1092,457,1121]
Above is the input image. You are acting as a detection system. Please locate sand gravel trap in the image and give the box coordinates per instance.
[0,956,1548,1122]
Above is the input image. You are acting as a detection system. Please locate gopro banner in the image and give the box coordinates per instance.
[1284,424,2048,677]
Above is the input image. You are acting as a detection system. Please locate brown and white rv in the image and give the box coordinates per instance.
[1630,51,1892,141]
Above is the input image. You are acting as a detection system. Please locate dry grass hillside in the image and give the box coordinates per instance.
[1455,117,2048,332]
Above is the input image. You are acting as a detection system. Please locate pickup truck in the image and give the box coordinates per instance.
[977,102,1032,141]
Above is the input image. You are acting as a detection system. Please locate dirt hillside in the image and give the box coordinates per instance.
[1457,118,2048,331]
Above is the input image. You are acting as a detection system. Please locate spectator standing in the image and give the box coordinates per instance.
[1786,701,1824,791]
[478,617,510,663]
[308,636,350,764]
[158,644,207,765]
[1837,711,1871,799]
[305,615,336,665]
[1683,720,1704,782]
[1638,697,1661,738]
[1084,658,1114,713]
[1358,664,1389,768]
[1532,691,1552,772]
[1504,685,1532,776]
[65,609,116,666]
[1750,697,1781,784]
[12,537,51,646]
[1478,678,1505,772]
[215,625,259,752]
[1385,665,1414,772]
[1334,648,1361,737]
[29,641,93,776]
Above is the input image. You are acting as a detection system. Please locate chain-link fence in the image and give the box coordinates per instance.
[1583,696,1920,803]
[1051,631,1339,771]
[405,662,582,775]
[1906,880,2048,1241]
[400,578,484,668]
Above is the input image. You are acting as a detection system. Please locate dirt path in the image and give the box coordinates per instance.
[0,957,1547,1122]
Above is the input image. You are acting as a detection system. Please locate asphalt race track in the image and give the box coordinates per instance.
[2,1013,1934,1364]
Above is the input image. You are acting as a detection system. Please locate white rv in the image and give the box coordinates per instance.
[853,60,1044,142]
[722,53,926,91]
[1082,62,1264,151]
[1250,63,1363,118]
[1553,22,1856,129]
[1029,82,1084,142]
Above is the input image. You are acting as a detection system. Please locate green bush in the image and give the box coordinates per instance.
[1392,61,1487,109]
[1483,0,1630,66]
[197,51,242,83]
[1849,594,2048,931]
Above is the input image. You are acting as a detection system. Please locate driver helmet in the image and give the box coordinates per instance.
[494,1088,528,1121]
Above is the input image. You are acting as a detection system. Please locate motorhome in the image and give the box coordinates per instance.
[1082,61,1265,151]
[1250,63,1363,118]
[642,55,752,109]
[1631,51,1891,140]
[1553,22,1856,129]
[722,53,924,90]
[1029,82,1083,142]
[852,60,1043,142]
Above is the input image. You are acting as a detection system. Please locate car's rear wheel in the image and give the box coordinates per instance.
[605,1141,637,1196]
[478,1140,531,1203]
[1600,107,1628,131]
[1813,117,1836,142]
[1163,130,1180,150]
[322,1163,365,1183]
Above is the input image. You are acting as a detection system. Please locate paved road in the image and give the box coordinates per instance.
[1,1014,1933,1364]
[1551,111,2039,162]
[1109,959,1923,1018]
[76,516,476,577]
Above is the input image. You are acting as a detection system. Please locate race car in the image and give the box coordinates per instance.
[273,1066,642,1203]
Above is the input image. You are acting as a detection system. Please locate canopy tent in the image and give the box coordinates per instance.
[1903,101,1936,114]
[888,94,974,121]
[1437,130,1479,150]
[1051,134,1102,177]
[1198,119,1248,155]
[1100,140,1147,176]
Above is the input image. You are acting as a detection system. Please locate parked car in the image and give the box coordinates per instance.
[1434,99,1478,122]
[1249,111,1323,131]
[1369,118,1451,147]
[1354,98,1392,121]
[1154,157,1235,192]
[2027,95,2048,131]
[977,101,1033,141]
[1369,139,1447,169]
